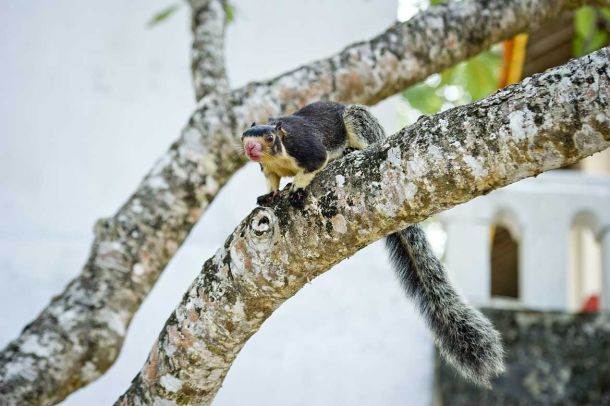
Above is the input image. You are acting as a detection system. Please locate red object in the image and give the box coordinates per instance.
[581,295,600,313]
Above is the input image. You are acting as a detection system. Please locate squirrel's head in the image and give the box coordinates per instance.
[241,122,285,162]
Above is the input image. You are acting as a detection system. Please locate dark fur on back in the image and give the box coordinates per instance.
[272,101,347,152]
[280,117,328,172]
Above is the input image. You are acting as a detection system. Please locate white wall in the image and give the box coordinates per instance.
[0,1,434,405]
[440,171,610,311]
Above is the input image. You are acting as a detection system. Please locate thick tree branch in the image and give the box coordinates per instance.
[116,47,610,405]
[230,0,607,121]
[189,0,230,99]
[0,1,602,405]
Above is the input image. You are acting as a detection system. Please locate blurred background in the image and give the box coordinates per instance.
[0,0,609,405]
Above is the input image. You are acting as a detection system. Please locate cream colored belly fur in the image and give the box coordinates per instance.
[261,154,301,177]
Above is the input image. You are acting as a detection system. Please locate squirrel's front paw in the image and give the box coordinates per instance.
[257,191,279,207]
[289,188,307,209]
[343,147,357,156]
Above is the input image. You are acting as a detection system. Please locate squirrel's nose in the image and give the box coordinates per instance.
[245,141,261,152]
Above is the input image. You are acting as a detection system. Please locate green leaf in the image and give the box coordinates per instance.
[402,47,501,115]
[224,3,236,24]
[589,30,609,53]
[403,83,445,114]
[439,67,455,85]
[148,3,181,28]
[573,36,585,57]
[451,51,501,101]
[574,6,610,56]
[575,7,596,38]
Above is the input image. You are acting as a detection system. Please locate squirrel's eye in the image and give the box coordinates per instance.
[265,134,274,142]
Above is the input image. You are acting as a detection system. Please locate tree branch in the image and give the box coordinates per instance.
[189,0,230,99]
[115,47,610,405]
[229,0,604,119]
[0,1,601,405]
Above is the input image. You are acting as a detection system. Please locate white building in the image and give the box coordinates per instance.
[440,166,610,312]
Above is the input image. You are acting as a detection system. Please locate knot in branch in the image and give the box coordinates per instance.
[247,208,278,249]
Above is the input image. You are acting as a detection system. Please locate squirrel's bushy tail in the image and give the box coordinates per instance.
[386,225,505,386]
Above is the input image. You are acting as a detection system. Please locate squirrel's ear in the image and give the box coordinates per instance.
[275,122,286,140]
[251,122,256,127]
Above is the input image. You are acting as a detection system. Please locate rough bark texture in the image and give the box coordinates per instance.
[116,48,610,406]
[0,1,602,405]
[229,0,607,121]
[190,0,229,100]
[435,308,610,405]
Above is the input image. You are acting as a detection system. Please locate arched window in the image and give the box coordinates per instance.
[569,212,602,312]
[491,211,520,300]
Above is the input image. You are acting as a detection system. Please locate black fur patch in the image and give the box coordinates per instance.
[242,125,275,138]
[279,118,328,172]
[291,101,347,151]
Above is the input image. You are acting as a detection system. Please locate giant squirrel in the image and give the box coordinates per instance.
[241,101,504,386]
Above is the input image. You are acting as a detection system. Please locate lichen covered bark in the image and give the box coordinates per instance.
[0,93,238,406]
[230,0,601,123]
[190,0,229,100]
[0,1,602,405]
[117,48,610,406]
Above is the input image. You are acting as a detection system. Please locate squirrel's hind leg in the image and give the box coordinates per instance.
[343,105,386,148]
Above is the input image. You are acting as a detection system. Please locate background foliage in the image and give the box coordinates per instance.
[402,1,610,117]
